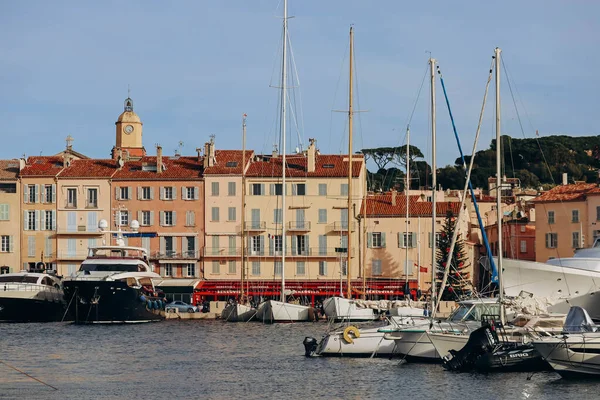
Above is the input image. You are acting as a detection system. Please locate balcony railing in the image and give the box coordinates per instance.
[201,247,355,258]
[287,221,311,231]
[56,226,103,235]
[151,250,199,260]
[56,250,88,260]
[202,247,242,256]
[242,221,267,231]
[328,221,356,232]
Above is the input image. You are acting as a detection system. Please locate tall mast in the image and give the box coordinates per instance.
[405,126,410,294]
[429,58,437,315]
[346,26,354,299]
[280,0,288,303]
[241,114,247,301]
[495,47,505,324]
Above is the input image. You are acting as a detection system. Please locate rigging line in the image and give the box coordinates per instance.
[0,359,58,391]
[328,38,350,158]
[287,30,305,151]
[404,62,430,130]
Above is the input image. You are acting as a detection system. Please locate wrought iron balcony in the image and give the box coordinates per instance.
[151,250,199,260]
[242,221,267,231]
[328,221,356,232]
[287,221,311,231]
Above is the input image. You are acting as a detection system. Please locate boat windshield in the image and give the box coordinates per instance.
[79,263,145,273]
[88,247,146,259]
[448,303,501,322]
[0,276,38,284]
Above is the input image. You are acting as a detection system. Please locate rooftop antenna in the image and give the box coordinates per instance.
[127,84,131,98]
[176,141,184,156]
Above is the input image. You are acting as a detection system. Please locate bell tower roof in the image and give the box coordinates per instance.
[117,97,141,123]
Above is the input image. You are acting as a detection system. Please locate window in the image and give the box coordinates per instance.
[251,236,264,255]
[369,232,384,248]
[319,261,327,276]
[274,261,282,276]
[0,204,9,220]
[292,183,306,196]
[228,236,236,255]
[142,211,151,226]
[318,184,327,196]
[87,188,98,208]
[186,237,196,257]
[67,188,77,208]
[341,184,349,196]
[318,235,327,255]
[164,236,174,256]
[295,235,308,255]
[44,185,53,203]
[572,210,580,223]
[186,187,195,200]
[296,261,305,275]
[251,183,264,195]
[341,260,347,276]
[228,261,236,274]
[164,265,172,277]
[120,187,129,201]
[520,225,526,233]
[373,259,382,276]
[273,208,282,224]
[27,210,36,230]
[273,235,282,255]
[318,209,327,224]
[186,264,195,277]
[211,182,219,196]
[252,261,261,276]
[164,187,173,200]
[1,236,11,252]
[211,207,220,222]
[228,182,236,196]
[28,236,35,257]
[212,261,220,274]
[547,211,555,224]
[120,211,129,227]
[271,184,283,196]
[545,233,558,249]
[428,232,442,248]
[573,232,580,249]
[28,185,36,203]
[399,232,416,248]
[142,187,151,200]
[165,211,174,226]
[211,236,220,255]
[45,210,53,230]
[520,240,527,253]
[185,211,195,226]
[228,207,236,221]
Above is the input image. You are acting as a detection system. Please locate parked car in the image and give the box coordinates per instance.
[165,301,198,313]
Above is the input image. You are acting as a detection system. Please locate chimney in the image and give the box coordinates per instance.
[63,153,72,168]
[156,145,163,174]
[203,138,215,168]
[272,144,278,159]
[19,157,26,171]
[307,138,316,173]
[391,189,397,206]
[562,172,568,185]
[195,147,202,162]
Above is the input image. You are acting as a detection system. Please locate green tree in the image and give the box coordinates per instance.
[436,210,471,300]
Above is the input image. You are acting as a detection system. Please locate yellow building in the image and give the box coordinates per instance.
[0,160,22,273]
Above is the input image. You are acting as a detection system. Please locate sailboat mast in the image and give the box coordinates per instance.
[241,114,247,301]
[346,26,354,299]
[495,47,505,324]
[429,58,437,314]
[405,126,410,294]
[280,0,288,303]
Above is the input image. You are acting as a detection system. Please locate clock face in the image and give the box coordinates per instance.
[124,125,134,134]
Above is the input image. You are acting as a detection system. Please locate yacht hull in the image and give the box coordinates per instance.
[222,303,256,322]
[63,280,162,324]
[0,297,65,322]
[533,335,600,378]
[322,297,377,322]
[255,300,311,323]
[428,332,469,358]
[390,330,440,361]
[317,325,397,357]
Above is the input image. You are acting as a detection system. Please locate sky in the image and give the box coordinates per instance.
[1,1,598,168]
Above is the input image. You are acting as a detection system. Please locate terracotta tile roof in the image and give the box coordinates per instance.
[112,156,202,180]
[20,156,64,177]
[245,154,363,178]
[0,159,20,180]
[533,183,598,203]
[204,150,254,175]
[360,192,461,217]
[58,159,118,178]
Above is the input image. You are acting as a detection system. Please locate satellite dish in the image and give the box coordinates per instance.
[98,219,109,231]
[130,220,140,232]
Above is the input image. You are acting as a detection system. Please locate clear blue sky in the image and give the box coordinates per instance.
[1,1,597,167]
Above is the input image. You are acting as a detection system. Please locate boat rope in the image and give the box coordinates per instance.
[61,287,77,322]
[85,287,99,323]
[433,58,495,312]
[0,359,58,391]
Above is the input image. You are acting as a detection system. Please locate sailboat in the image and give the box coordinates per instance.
[255,0,311,323]
[222,114,257,322]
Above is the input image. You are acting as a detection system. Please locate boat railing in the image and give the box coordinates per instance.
[0,283,62,294]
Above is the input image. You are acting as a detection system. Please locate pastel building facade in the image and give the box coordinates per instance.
[0,160,22,273]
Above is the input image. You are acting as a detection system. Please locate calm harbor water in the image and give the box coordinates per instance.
[1,320,599,400]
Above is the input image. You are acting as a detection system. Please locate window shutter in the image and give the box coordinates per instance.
[159,211,164,226]
[182,187,186,200]
[34,210,40,231]
[137,187,141,200]
[148,211,154,226]
[51,184,56,203]
[160,237,166,254]
[34,184,40,203]
[428,232,432,248]
[367,232,372,248]
[190,211,195,226]
[9,236,14,253]
[260,184,265,196]
[159,187,164,200]
[149,187,154,200]
[52,210,56,231]
[381,233,386,248]
[411,233,417,248]
[173,236,178,253]
[40,186,46,204]
[306,235,310,254]
[194,187,199,200]
[137,211,142,223]
[398,232,402,248]
[270,184,275,195]
[23,185,29,203]
[172,186,177,200]
[172,211,177,226]
[545,233,549,248]
[127,187,132,200]
[259,236,265,255]
[292,184,297,195]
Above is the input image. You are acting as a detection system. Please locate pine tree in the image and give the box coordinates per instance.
[435,210,471,300]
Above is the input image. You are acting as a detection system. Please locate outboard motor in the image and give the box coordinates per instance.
[303,337,318,357]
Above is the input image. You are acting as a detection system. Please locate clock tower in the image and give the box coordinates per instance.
[113,97,145,160]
